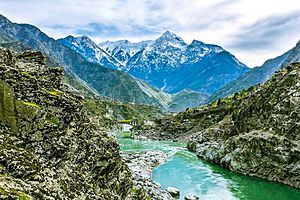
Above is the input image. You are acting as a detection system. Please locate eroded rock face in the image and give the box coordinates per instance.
[187,63,300,189]
[135,62,300,189]
[0,48,146,199]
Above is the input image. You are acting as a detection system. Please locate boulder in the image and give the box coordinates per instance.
[167,187,180,197]
[185,194,200,200]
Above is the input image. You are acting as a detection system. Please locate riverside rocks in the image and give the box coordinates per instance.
[133,62,300,189]
[0,49,149,199]
[122,150,174,200]
[166,187,180,197]
[184,194,199,200]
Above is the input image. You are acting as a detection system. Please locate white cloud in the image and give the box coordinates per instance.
[0,0,300,67]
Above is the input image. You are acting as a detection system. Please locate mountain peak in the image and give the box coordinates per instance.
[159,31,183,41]
[81,35,90,40]
[118,39,130,44]
[75,35,94,44]
[162,30,176,37]
[190,40,205,46]
[62,35,75,41]
[154,31,186,48]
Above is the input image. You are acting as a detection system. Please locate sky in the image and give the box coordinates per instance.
[0,0,300,67]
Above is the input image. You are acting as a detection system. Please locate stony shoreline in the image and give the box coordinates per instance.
[121,150,174,200]
[131,63,300,190]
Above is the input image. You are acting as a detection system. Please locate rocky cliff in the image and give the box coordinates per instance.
[134,62,300,189]
[0,48,148,199]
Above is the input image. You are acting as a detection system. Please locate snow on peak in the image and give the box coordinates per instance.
[57,35,124,70]
[155,31,186,48]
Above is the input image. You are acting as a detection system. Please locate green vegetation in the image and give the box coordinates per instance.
[21,72,38,81]
[41,88,62,96]
[139,62,300,190]
[19,193,30,200]
[45,114,60,126]
[22,101,41,108]
[0,48,149,199]
[82,97,165,129]
[120,119,132,123]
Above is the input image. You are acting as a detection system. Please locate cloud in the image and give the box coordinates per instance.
[0,0,300,67]
[227,11,300,50]
[0,0,240,38]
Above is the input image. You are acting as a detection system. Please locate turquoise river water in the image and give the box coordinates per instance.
[118,138,300,200]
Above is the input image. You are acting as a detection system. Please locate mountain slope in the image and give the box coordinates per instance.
[208,40,300,102]
[58,35,123,70]
[59,34,211,111]
[0,14,169,107]
[0,49,150,199]
[99,31,249,94]
[134,62,300,188]
[99,39,151,68]
[0,29,32,52]
[167,90,209,112]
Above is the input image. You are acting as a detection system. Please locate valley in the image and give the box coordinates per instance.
[119,138,300,200]
[0,8,299,200]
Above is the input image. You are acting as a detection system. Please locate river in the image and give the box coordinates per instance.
[118,138,300,200]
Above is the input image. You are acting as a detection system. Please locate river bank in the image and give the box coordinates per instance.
[131,63,300,191]
[118,138,300,200]
[122,150,174,200]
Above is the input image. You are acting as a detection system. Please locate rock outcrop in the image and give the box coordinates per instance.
[134,62,300,189]
[122,151,174,200]
[0,48,147,199]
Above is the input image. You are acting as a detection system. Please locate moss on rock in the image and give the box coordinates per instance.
[0,48,147,199]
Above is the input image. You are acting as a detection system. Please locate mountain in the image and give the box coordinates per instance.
[57,35,123,70]
[167,89,209,112]
[59,34,211,111]
[0,49,150,199]
[99,31,249,94]
[59,31,248,109]
[0,14,170,107]
[134,62,300,189]
[208,40,300,102]
[99,39,151,68]
[0,31,101,98]
[0,29,32,52]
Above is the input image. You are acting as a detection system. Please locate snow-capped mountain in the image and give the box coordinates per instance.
[57,35,123,70]
[59,31,249,95]
[99,39,151,69]
[125,31,249,93]
[128,31,187,70]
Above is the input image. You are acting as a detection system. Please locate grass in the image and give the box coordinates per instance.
[41,88,62,96]
[22,102,41,109]
[21,72,38,81]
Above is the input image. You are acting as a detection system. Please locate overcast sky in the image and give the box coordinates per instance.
[0,0,300,67]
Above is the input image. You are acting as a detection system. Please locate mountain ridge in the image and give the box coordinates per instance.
[0,14,172,108]
[207,40,300,102]
[133,62,300,189]
[61,31,249,95]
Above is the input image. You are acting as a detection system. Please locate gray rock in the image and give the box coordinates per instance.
[0,49,140,199]
[167,187,180,197]
[185,194,200,200]
[122,150,173,200]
